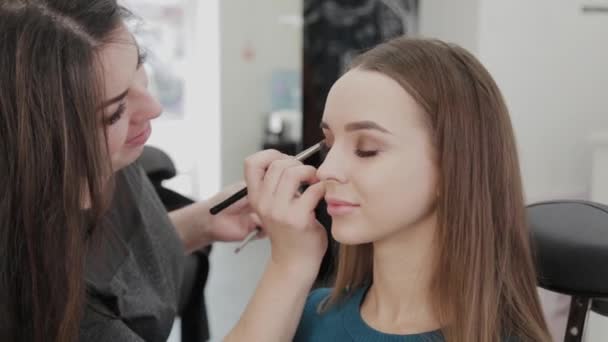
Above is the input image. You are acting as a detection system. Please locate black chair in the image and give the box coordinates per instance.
[528,200,608,342]
[138,146,211,342]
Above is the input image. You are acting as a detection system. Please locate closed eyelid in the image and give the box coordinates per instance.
[320,132,385,147]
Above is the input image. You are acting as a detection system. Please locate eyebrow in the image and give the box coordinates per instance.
[320,120,392,134]
[101,89,129,108]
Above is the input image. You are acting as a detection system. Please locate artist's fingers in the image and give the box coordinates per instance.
[244,150,289,206]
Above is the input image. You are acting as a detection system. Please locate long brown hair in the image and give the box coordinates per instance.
[324,38,551,342]
[0,1,127,341]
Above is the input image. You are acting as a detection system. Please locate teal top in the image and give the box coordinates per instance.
[294,286,444,342]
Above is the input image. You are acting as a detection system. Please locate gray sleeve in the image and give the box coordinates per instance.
[80,309,145,342]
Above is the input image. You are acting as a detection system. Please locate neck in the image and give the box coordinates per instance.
[360,210,440,334]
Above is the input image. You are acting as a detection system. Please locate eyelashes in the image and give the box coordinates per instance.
[105,102,126,126]
[138,49,148,67]
[355,150,378,158]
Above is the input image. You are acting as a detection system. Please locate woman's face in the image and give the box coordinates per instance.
[318,69,438,245]
[98,24,162,171]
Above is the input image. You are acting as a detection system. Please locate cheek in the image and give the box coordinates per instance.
[105,121,130,159]
[360,152,438,233]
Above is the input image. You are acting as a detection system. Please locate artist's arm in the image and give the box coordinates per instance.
[225,150,328,342]
[225,259,320,342]
[169,183,257,254]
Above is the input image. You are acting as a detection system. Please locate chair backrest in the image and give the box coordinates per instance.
[527,200,608,341]
[528,200,608,297]
[138,145,176,183]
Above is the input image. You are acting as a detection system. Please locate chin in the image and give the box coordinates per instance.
[330,222,374,245]
[112,147,145,172]
[129,144,146,159]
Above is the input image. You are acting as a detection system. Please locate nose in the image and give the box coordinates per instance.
[139,91,162,121]
[132,72,162,123]
[316,144,347,184]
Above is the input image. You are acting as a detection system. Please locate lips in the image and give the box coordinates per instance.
[325,197,360,216]
[127,124,151,146]
[325,198,357,206]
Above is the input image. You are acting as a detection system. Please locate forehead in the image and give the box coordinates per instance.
[96,25,138,99]
[322,69,426,132]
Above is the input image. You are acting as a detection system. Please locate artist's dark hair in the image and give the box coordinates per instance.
[0,1,129,340]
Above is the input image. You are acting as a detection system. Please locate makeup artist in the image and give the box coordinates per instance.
[1,1,327,341]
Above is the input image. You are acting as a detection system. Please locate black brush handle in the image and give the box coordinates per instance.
[209,187,248,215]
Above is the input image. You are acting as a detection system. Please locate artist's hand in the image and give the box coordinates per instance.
[201,182,261,243]
[244,149,327,275]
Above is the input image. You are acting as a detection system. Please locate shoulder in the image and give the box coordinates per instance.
[301,287,364,320]
[295,288,355,341]
[295,288,332,340]
[117,161,147,188]
[114,161,162,211]
[300,288,331,324]
[306,288,332,310]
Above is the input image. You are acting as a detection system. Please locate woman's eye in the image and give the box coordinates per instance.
[319,141,379,159]
[355,150,378,158]
[105,103,126,126]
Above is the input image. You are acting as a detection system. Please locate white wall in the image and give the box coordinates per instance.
[421,0,608,202]
[219,0,302,186]
[419,0,481,53]
[146,0,222,200]
[478,0,608,203]
[204,1,302,340]
[421,1,608,341]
